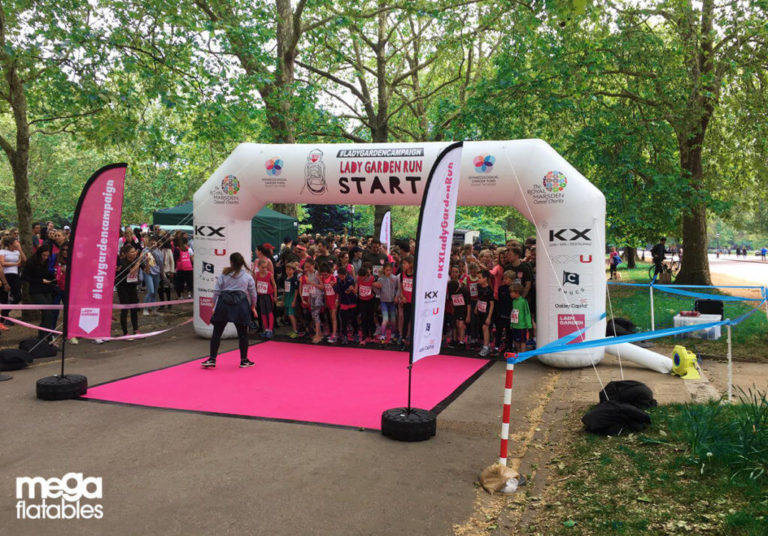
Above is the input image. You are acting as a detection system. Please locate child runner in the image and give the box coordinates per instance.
[509,282,532,353]
[357,266,376,344]
[299,258,324,343]
[254,259,277,338]
[373,263,399,344]
[493,270,515,355]
[397,256,414,351]
[283,262,299,338]
[465,262,481,346]
[446,276,470,350]
[318,263,338,343]
[336,265,358,344]
[475,269,495,357]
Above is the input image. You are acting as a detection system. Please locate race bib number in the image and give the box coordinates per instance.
[469,282,478,297]
[284,281,291,293]
[257,281,269,294]
[127,273,138,284]
[324,283,335,296]
[301,284,310,297]
[451,294,465,307]
[477,300,487,313]
[372,265,382,276]
[402,278,413,292]
[511,309,519,324]
[360,285,372,297]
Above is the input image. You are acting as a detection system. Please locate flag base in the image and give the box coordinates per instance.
[36,374,88,400]
[381,407,436,442]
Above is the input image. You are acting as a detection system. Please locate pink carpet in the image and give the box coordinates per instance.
[82,342,490,429]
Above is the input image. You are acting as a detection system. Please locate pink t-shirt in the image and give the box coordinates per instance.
[490,264,504,300]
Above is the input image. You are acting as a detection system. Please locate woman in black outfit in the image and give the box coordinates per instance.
[21,245,57,341]
[116,244,144,338]
[201,252,258,369]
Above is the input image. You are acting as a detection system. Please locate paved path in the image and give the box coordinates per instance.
[707,254,768,287]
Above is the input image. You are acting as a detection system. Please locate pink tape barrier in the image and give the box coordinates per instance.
[0,315,193,340]
[0,315,62,334]
[0,298,192,311]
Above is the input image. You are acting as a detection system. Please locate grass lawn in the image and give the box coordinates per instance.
[606,262,768,362]
[529,391,768,535]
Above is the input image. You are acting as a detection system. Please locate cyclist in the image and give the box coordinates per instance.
[651,237,667,278]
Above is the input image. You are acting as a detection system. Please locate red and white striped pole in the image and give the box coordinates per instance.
[499,353,516,465]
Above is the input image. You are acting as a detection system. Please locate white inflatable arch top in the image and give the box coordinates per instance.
[193,140,606,368]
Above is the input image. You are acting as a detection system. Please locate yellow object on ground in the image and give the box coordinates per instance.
[671,345,701,380]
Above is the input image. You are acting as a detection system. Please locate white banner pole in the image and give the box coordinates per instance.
[380,210,391,254]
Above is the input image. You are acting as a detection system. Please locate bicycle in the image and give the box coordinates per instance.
[649,256,681,281]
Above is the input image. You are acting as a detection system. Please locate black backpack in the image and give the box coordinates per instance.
[0,349,33,371]
[582,400,651,436]
[19,338,58,358]
[599,380,657,409]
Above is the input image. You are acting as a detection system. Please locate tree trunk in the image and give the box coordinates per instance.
[675,139,711,285]
[623,246,636,269]
[271,203,297,218]
[676,203,711,285]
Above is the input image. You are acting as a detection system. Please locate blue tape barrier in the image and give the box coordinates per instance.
[509,297,767,365]
[609,282,766,290]
[608,281,766,302]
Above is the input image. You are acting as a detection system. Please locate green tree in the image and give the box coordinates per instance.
[0,1,115,254]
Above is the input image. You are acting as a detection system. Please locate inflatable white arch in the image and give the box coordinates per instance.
[193,140,607,368]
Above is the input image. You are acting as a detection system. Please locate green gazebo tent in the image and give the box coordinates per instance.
[152,201,298,252]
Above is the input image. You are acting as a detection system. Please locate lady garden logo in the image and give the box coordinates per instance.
[473,154,495,173]
[16,473,104,520]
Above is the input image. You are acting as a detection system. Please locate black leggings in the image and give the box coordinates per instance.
[175,270,193,296]
[29,291,56,341]
[401,302,413,341]
[339,307,358,339]
[359,299,376,339]
[0,273,22,323]
[118,285,139,335]
[210,321,249,362]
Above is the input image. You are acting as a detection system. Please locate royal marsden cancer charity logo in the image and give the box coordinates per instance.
[543,170,567,192]
[473,154,495,173]
[212,175,240,205]
[221,175,240,195]
[265,158,283,176]
[526,170,567,205]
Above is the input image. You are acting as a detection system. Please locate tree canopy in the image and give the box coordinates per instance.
[0,0,766,278]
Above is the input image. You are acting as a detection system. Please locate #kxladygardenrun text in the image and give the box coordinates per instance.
[15,473,104,520]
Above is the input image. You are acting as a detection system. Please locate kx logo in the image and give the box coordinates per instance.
[195,225,225,238]
[549,228,591,242]
[424,290,438,299]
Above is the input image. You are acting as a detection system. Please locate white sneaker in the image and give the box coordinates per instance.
[142,309,150,316]
[68,338,79,345]
[93,339,106,345]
